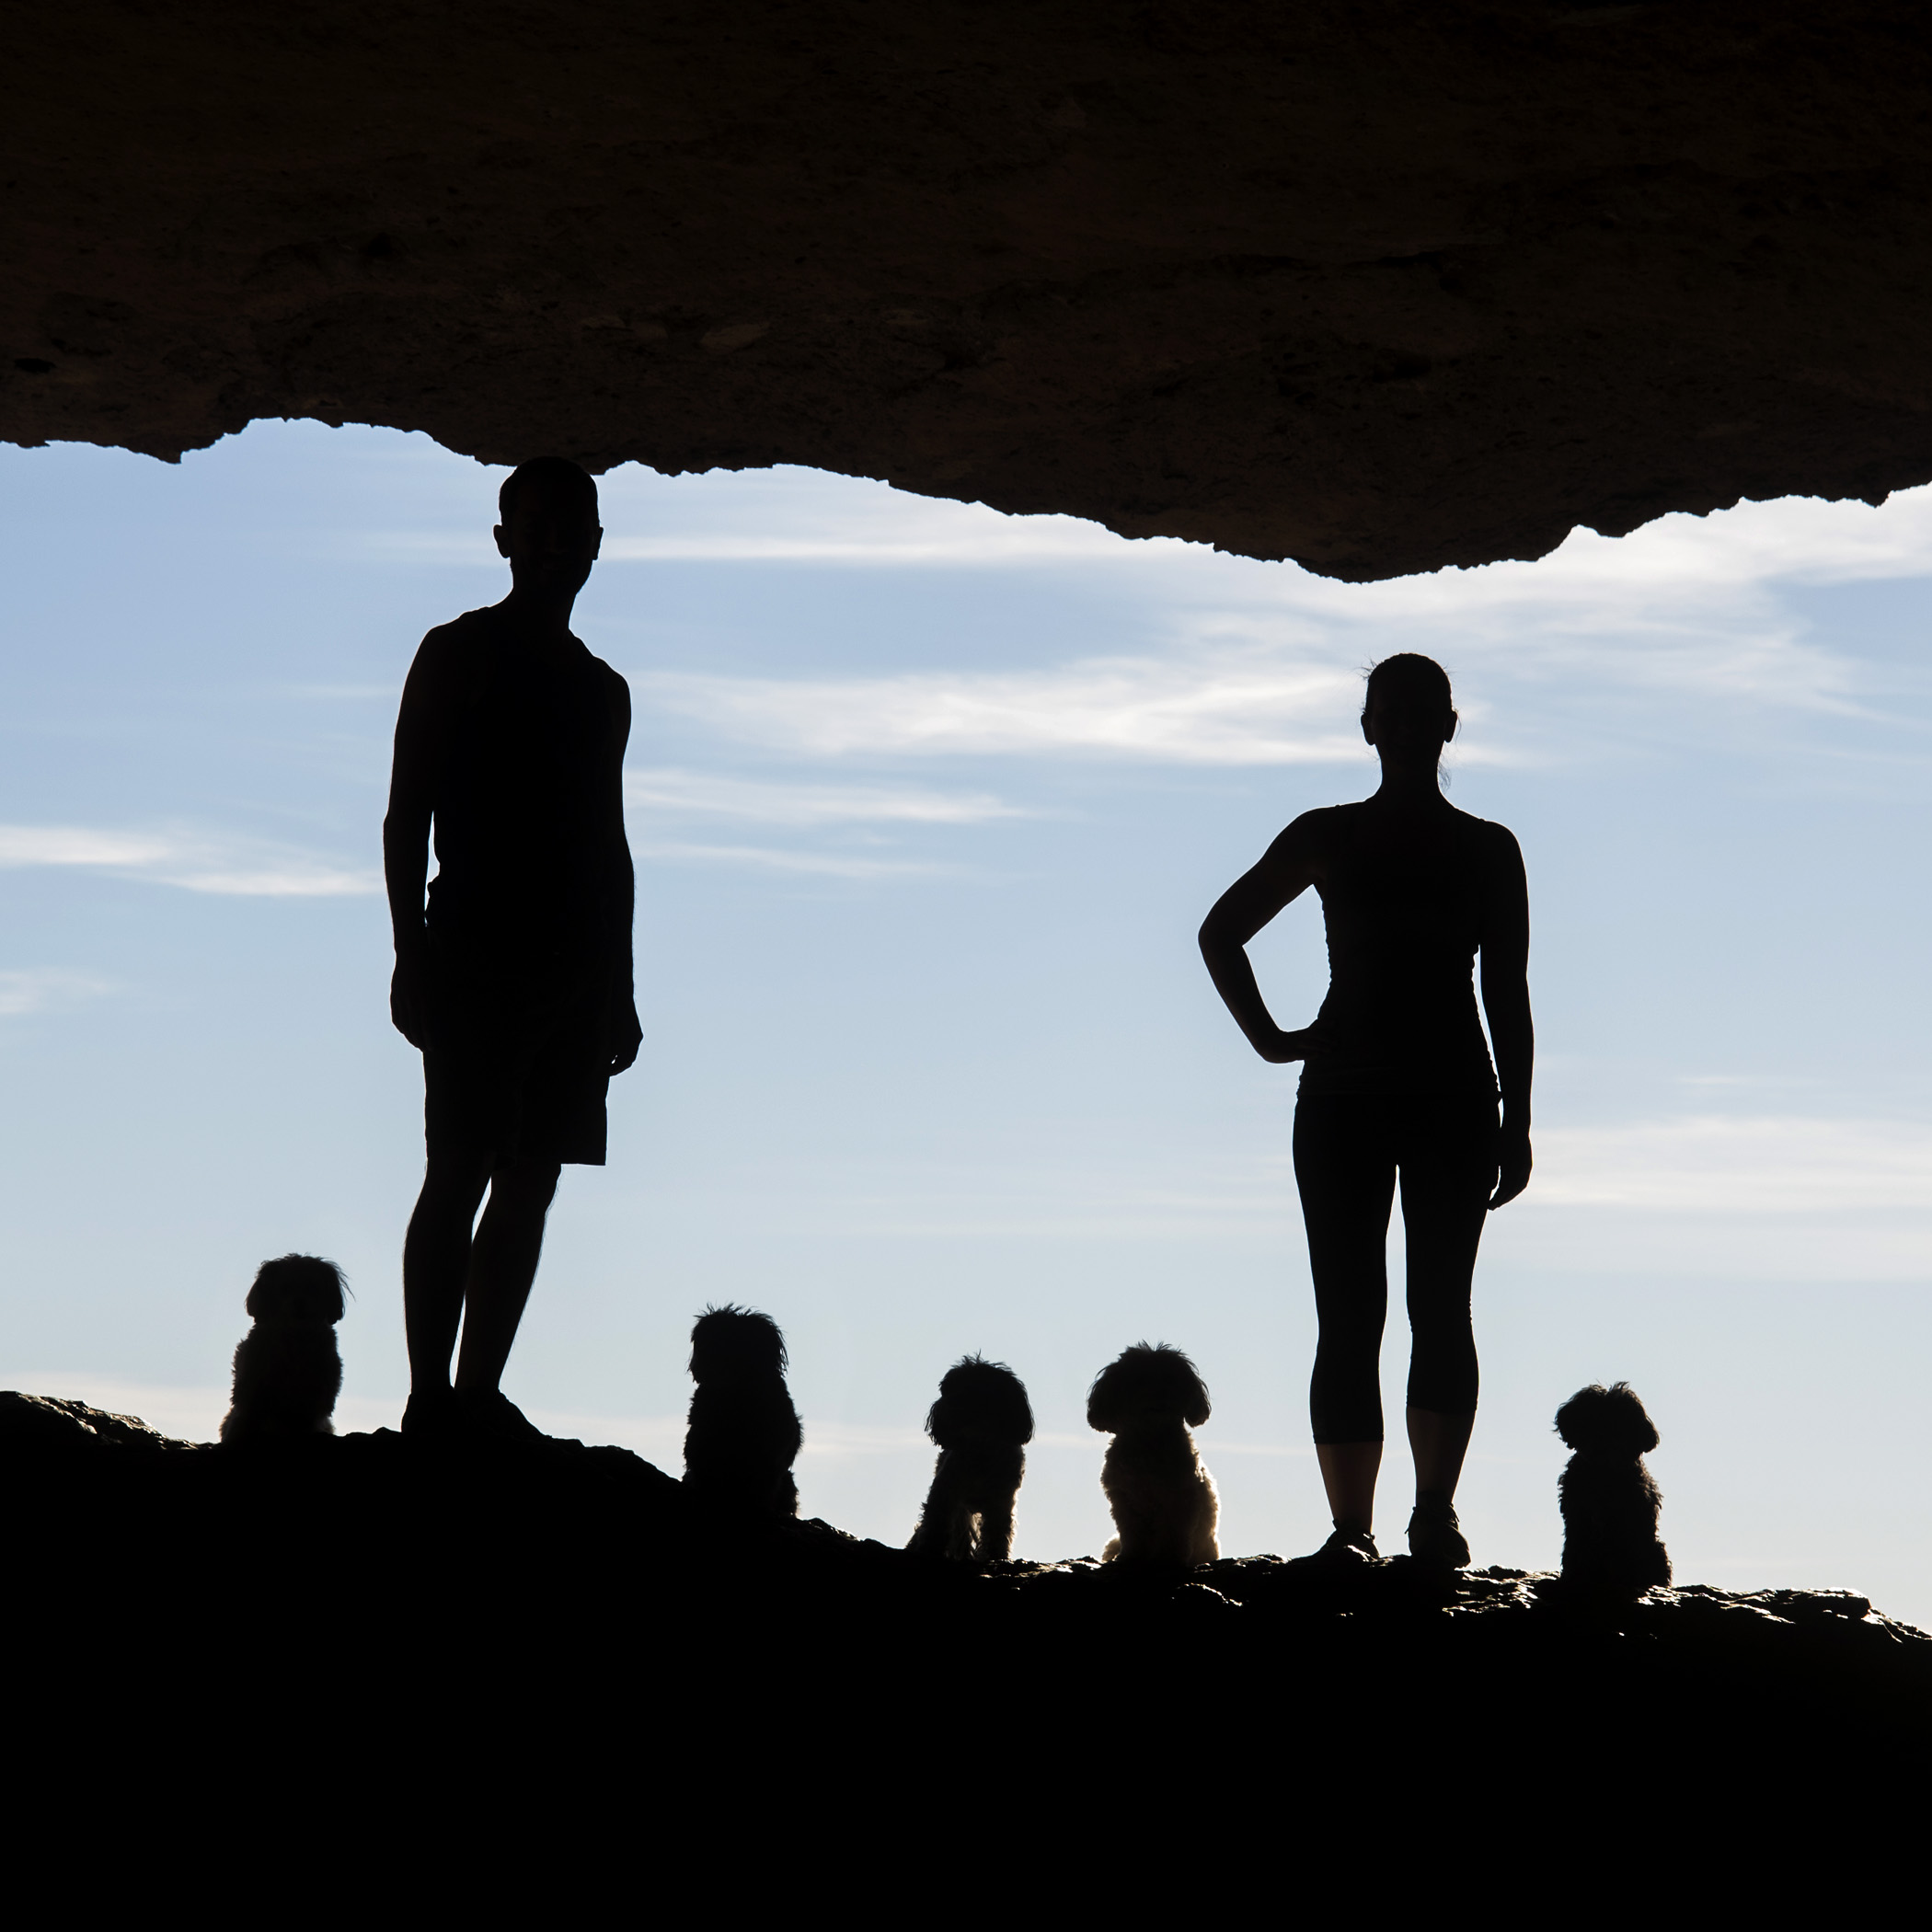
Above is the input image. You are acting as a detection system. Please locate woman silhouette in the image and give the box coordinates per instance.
[1199,654,1532,1566]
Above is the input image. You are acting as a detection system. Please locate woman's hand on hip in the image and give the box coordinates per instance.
[1255,1023,1320,1064]
[1489,1125,1533,1209]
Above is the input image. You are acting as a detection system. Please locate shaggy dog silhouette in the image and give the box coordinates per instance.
[907,1355,1033,1563]
[219,1255,346,1443]
[683,1305,802,1517]
[1555,1381,1670,1597]
[1087,1342,1219,1565]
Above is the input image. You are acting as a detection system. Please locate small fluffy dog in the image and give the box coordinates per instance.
[907,1355,1033,1563]
[1088,1342,1219,1565]
[219,1254,346,1443]
[1555,1381,1671,1597]
[683,1305,802,1517]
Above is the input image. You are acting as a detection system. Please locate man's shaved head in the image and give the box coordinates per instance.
[499,457,599,525]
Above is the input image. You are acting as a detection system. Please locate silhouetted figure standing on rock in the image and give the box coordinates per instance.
[1200,654,1532,1568]
[385,459,641,1443]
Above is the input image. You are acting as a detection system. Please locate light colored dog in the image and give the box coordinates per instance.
[907,1355,1033,1563]
[219,1255,346,1443]
[1087,1342,1219,1565]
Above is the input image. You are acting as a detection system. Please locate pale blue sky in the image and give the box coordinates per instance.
[5,421,1932,1620]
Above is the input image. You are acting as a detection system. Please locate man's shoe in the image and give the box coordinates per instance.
[1407,1493,1471,1569]
[400,1386,455,1439]
[452,1386,546,1446]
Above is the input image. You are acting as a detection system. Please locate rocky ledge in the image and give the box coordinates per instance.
[8,1391,1924,1863]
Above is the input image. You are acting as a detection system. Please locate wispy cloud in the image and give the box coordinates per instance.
[0,824,376,897]
[634,839,936,879]
[0,969,114,1016]
[626,768,1024,826]
[354,470,1932,772]
[599,518,1122,568]
[1530,1114,1932,1213]
[636,650,1369,765]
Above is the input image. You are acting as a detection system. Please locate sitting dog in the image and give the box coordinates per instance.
[1555,1381,1671,1597]
[219,1254,346,1443]
[683,1305,802,1517]
[907,1355,1033,1563]
[1087,1342,1219,1565]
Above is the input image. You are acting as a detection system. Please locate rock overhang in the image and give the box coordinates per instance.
[5,1,1932,581]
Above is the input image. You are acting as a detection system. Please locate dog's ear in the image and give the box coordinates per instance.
[1150,1342,1211,1428]
[1086,1356,1126,1433]
[1604,1381,1661,1455]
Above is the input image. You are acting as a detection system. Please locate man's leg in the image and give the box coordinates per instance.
[403,1145,493,1394]
[453,1155,563,1394]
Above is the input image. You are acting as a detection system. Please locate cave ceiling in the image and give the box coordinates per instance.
[5,2,1931,580]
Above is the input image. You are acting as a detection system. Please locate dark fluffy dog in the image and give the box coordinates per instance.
[683,1305,802,1517]
[907,1355,1033,1563]
[1088,1342,1219,1565]
[219,1255,346,1443]
[1556,1381,1671,1597]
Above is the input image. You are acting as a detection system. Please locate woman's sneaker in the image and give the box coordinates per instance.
[1407,1493,1470,1569]
[1309,1525,1380,1566]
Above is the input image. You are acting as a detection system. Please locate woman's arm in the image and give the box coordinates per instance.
[1479,826,1534,1207]
[1198,813,1325,1064]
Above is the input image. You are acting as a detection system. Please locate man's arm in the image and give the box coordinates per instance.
[1479,825,1534,1208]
[1198,812,1326,1064]
[383,637,442,1048]
[604,670,642,1075]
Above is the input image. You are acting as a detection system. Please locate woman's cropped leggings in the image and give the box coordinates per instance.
[1293,1091,1500,1444]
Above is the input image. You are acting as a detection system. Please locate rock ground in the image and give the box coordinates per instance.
[9,1386,1926,1870]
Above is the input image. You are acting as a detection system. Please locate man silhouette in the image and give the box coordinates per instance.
[385,458,641,1440]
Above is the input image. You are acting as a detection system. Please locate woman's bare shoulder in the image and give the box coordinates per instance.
[1453,809,1525,882]
[1265,802,1349,860]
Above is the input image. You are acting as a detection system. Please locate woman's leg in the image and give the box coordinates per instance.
[1406,1405,1474,1499]
[1397,1098,1500,1509]
[1294,1094,1398,1535]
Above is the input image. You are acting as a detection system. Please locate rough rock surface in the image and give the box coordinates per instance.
[6,4,1932,578]
[10,1389,1927,1861]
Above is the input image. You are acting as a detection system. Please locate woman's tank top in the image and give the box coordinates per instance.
[1298,803,1499,1099]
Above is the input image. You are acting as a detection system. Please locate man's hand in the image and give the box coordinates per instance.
[1489,1123,1533,1210]
[390,943,431,1049]
[608,996,643,1075]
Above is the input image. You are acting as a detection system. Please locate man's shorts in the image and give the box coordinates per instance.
[421,945,612,1167]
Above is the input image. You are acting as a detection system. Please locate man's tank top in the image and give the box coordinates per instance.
[423,607,627,969]
[1298,803,1499,1099]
